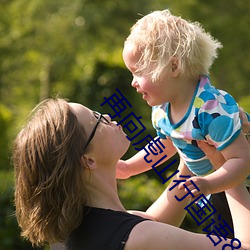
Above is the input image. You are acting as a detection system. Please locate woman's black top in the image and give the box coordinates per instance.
[66,206,149,250]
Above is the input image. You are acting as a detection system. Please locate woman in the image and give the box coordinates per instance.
[13,98,250,249]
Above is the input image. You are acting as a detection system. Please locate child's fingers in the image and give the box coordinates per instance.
[190,188,201,197]
[179,181,201,198]
[178,178,192,190]
[178,182,185,190]
[178,178,195,191]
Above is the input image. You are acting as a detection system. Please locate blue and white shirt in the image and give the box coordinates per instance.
[152,75,249,184]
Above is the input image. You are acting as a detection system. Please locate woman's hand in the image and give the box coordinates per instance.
[178,137,227,197]
[179,108,250,197]
[197,140,226,170]
[239,107,250,141]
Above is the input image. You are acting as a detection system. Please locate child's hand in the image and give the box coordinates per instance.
[178,176,211,198]
[116,160,131,179]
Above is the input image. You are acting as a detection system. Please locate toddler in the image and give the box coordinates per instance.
[121,9,250,198]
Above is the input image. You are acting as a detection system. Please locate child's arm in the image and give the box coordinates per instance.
[116,137,177,179]
[181,132,250,197]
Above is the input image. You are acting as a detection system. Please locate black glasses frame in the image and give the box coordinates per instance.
[83,111,110,151]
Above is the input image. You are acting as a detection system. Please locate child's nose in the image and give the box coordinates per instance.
[131,78,138,88]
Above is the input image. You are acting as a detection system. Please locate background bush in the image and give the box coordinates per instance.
[1,0,249,249]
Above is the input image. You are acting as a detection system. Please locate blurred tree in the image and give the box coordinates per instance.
[0,105,12,169]
[0,0,249,248]
[185,0,250,101]
[0,171,44,250]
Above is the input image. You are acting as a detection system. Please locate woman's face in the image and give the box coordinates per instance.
[68,103,130,161]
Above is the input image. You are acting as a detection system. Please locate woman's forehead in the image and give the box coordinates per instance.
[68,103,93,127]
[68,102,90,114]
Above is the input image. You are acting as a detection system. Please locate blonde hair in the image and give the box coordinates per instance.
[13,98,88,246]
[125,9,222,81]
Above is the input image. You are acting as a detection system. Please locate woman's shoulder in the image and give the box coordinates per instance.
[66,206,148,250]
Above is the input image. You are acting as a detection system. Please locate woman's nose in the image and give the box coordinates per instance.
[103,114,112,123]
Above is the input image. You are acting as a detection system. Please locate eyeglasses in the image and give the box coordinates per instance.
[84,111,110,151]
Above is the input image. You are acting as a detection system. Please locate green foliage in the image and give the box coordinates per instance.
[0,105,13,170]
[0,0,249,248]
[239,95,250,113]
[1,0,249,144]
[0,171,44,250]
[118,174,163,210]
[185,1,250,100]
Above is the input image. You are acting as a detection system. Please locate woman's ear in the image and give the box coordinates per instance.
[170,57,180,77]
[82,155,97,169]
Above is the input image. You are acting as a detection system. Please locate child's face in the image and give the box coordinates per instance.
[123,43,173,106]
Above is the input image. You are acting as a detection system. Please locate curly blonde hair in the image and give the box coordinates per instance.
[125,9,222,81]
[13,98,88,246]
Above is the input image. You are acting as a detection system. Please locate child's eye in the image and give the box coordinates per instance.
[133,71,142,77]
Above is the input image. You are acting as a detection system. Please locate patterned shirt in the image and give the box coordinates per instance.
[152,75,242,177]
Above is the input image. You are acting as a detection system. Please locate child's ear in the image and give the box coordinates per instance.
[171,57,180,77]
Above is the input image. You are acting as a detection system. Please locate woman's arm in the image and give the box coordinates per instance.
[125,184,250,250]
[225,184,250,245]
[193,108,250,171]
[187,132,250,196]
[180,108,250,197]
[179,109,250,198]
[129,159,194,226]
[126,114,250,249]
[144,159,194,226]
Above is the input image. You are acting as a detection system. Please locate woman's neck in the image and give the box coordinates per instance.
[84,165,126,212]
